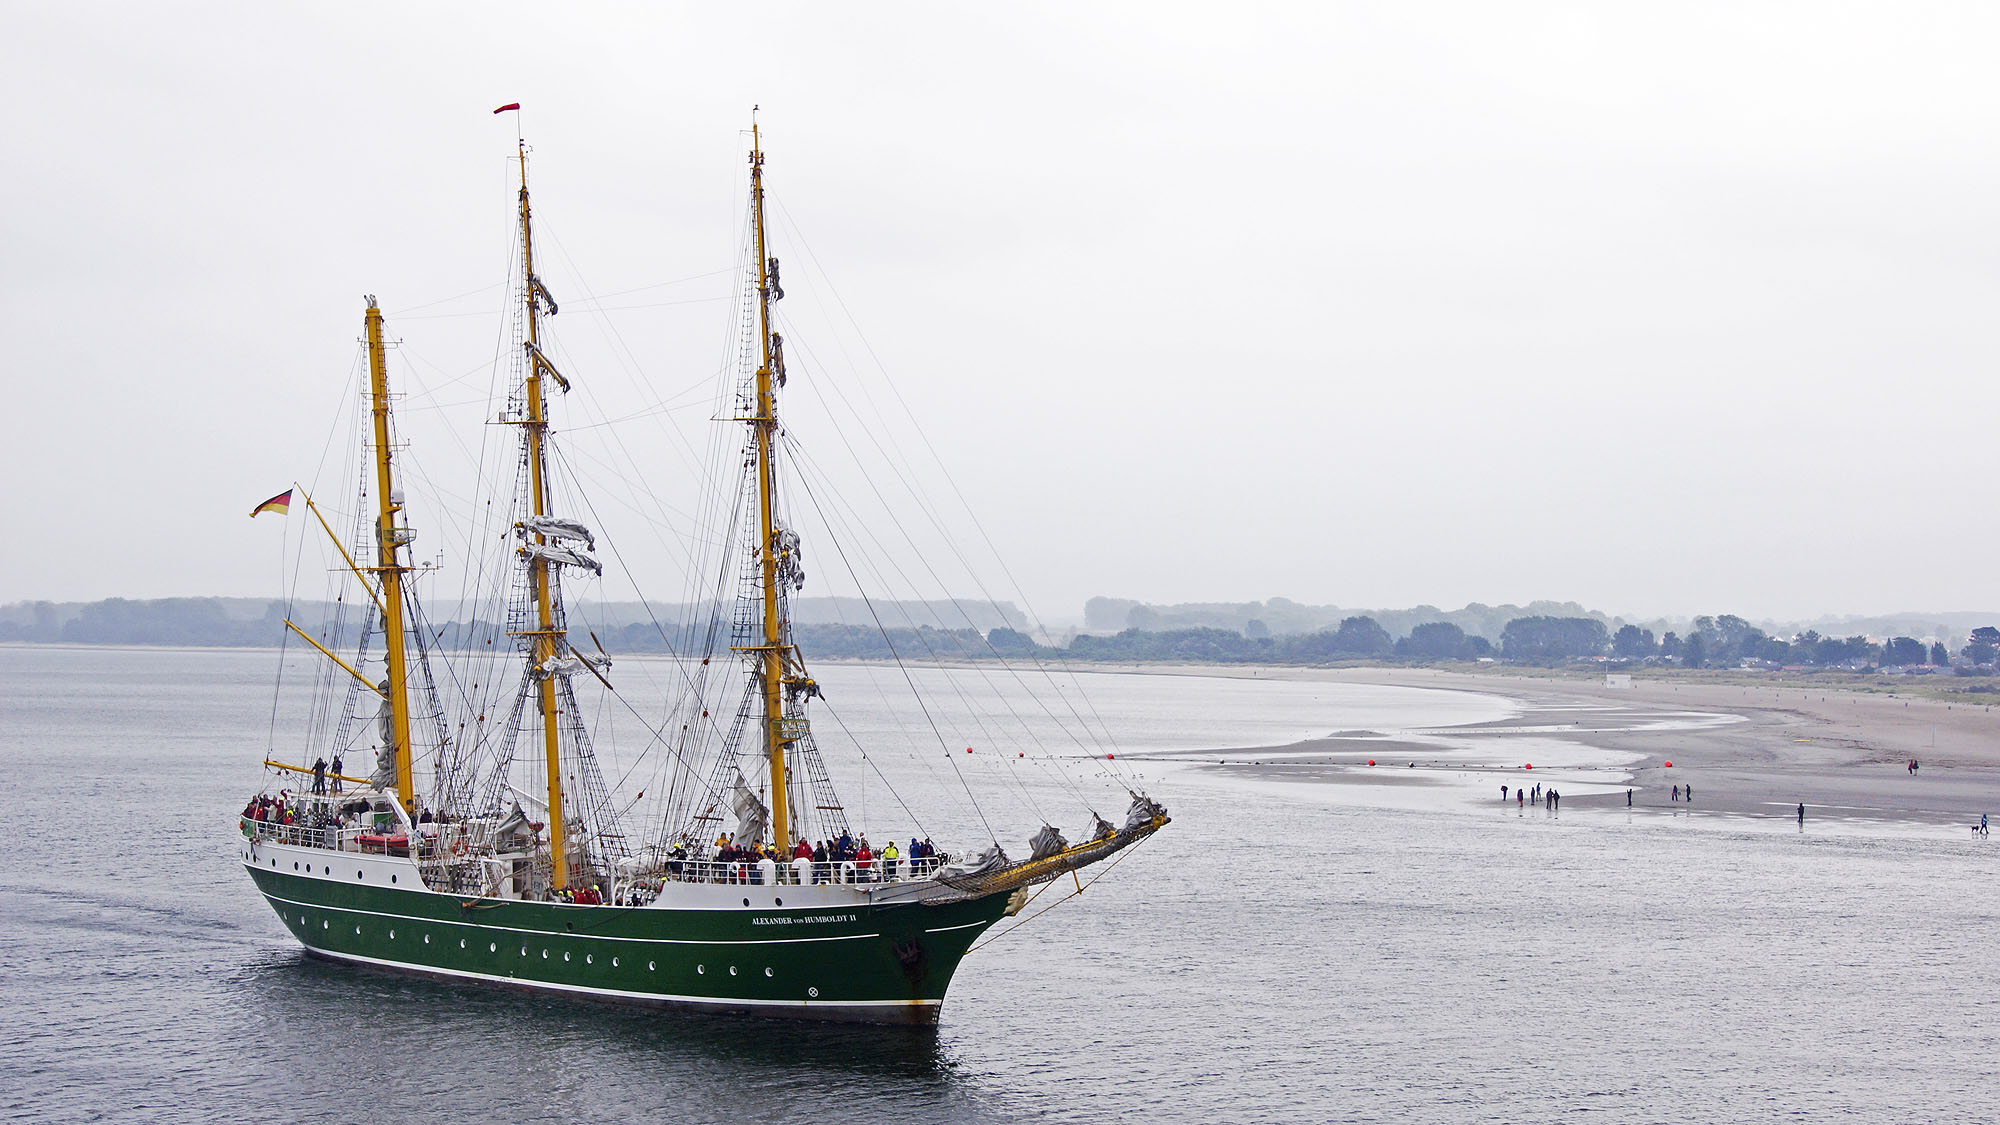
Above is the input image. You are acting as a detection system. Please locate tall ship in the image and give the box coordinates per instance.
[237,120,1168,1023]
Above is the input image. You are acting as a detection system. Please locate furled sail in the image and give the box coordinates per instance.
[520,542,601,576]
[521,516,594,550]
[370,680,397,790]
[1029,824,1068,860]
[939,844,1009,880]
[1124,794,1167,832]
[730,770,768,844]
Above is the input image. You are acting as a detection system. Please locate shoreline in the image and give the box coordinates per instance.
[1102,663,2000,832]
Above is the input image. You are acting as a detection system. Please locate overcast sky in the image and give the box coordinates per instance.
[8,2,2000,624]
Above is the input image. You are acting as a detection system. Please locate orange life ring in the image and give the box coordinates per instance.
[451,839,467,857]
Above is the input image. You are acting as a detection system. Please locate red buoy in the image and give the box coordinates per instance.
[1524,763,1533,770]
[1664,760,1673,768]
[965,747,973,754]
[1367,759,1376,766]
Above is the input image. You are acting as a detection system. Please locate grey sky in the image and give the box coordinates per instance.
[8,3,1998,624]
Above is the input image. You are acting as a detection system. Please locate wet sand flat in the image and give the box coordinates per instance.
[1090,663,2000,830]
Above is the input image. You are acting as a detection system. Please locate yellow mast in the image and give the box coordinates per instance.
[363,297,416,807]
[515,142,570,887]
[748,123,792,850]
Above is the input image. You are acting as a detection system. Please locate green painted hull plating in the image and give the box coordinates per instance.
[247,864,1011,1024]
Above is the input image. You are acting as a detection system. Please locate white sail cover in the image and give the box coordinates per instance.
[730,770,768,844]
[533,651,611,681]
[493,801,535,845]
[521,516,595,551]
[520,542,602,576]
[369,680,396,789]
[939,844,1008,880]
[1029,824,1068,860]
[533,656,583,681]
[1124,794,1167,832]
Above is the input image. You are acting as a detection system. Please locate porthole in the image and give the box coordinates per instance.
[459,939,467,949]
[563,952,571,962]
[585,954,593,965]
[321,920,329,930]
[729,966,738,976]
[808,987,819,998]
[764,967,773,978]
[293,862,299,871]
[390,875,397,884]
[324,866,331,874]
[271,859,277,867]
[697,965,705,975]
[521,947,528,957]
[541,950,549,959]
[490,943,498,953]
[388,929,395,939]
[648,961,656,971]
[611,957,619,968]
[775,898,783,906]
[355,926,361,935]
[357,871,364,880]
[423,934,431,944]
[742,898,750,907]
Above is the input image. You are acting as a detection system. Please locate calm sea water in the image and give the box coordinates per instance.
[3,645,1996,1123]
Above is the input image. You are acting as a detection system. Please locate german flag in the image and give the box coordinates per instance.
[250,489,292,518]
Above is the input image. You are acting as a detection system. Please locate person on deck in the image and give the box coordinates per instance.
[856,841,874,880]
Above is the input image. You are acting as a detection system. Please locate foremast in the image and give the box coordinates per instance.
[747,122,795,849]
[513,141,572,887]
[363,296,416,806]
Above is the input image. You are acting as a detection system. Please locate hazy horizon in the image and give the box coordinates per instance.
[11,4,1999,624]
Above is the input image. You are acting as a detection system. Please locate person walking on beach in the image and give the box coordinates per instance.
[1518,790,1524,808]
[1797,803,1806,825]
[1672,784,1680,802]
[1685,784,1692,804]
[1502,785,1508,801]
[1627,789,1633,807]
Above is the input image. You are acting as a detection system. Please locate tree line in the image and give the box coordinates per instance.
[7,598,1993,674]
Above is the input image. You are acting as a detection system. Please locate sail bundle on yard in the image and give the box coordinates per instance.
[519,541,601,576]
[521,516,594,550]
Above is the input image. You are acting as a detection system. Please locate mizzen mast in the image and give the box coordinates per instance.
[363,296,416,806]
[514,141,572,888]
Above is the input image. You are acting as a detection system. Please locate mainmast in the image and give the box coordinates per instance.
[363,296,416,806]
[514,142,571,887]
[748,122,793,849]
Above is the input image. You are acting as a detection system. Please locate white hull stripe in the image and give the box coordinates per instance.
[300,944,937,1010]
[257,883,881,946]
[923,920,988,935]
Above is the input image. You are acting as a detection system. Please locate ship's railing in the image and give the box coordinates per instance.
[658,856,949,887]
[241,817,338,850]
[242,816,465,857]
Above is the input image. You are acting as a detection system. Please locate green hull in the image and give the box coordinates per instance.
[247,863,1011,1024]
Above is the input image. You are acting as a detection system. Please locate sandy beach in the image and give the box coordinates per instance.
[1106,664,2000,832]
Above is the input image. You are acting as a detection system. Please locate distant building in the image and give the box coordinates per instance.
[1604,673,1633,689]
